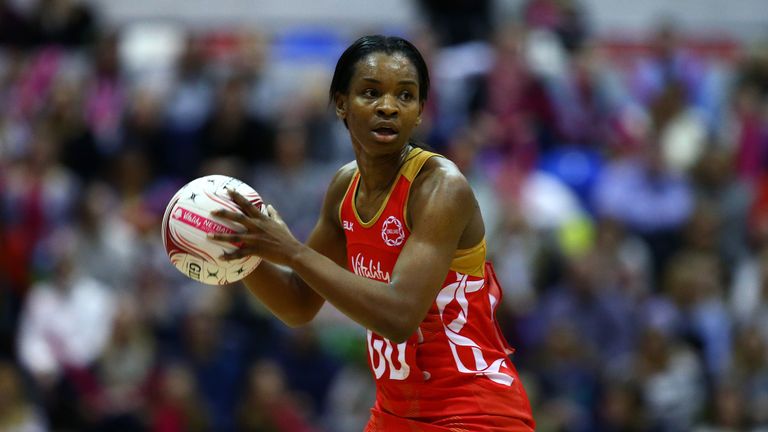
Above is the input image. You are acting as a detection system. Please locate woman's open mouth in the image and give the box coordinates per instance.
[372,127,399,142]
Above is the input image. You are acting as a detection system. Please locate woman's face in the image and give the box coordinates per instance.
[336,52,423,156]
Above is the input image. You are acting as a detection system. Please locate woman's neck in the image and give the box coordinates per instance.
[355,144,412,194]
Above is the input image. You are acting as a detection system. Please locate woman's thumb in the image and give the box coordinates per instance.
[267,204,281,221]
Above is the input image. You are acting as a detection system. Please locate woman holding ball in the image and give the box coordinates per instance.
[209,35,535,431]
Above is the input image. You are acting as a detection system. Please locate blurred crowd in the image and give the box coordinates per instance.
[2,0,768,431]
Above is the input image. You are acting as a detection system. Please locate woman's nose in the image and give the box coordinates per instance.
[376,94,398,117]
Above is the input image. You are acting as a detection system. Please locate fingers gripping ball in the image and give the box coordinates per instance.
[161,175,267,285]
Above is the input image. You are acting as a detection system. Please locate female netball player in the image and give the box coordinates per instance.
[209,35,535,431]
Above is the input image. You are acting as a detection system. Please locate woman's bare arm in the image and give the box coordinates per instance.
[229,164,353,326]
[213,158,481,342]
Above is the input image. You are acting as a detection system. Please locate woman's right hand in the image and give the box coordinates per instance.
[208,190,305,268]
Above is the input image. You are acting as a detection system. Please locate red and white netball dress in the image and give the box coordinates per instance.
[339,147,535,432]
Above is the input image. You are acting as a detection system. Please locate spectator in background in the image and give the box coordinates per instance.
[592,139,693,276]
[477,20,560,168]
[0,55,28,148]
[448,129,503,244]
[86,295,158,430]
[650,80,708,174]
[737,40,768,99]
[0,361,46,431]
[84,32,125,155]
[416,0,493,47]
[4,47,63,123]
[730,247,768,342]
[491,165,591,338]
[47,77,104,182]
[727,81,768,182]
[533,249,637,371]
[30,0,97,47]
[1,124,81,274]
[661,251,733,379]
[593,378,648,432]
[546,41,625,149]
[488,200,539,318]
[523,0,589,54]
[322,344,376,432]
[689,147,753,268]
[131,259,191,352]
[531,322,599,432]
[235,31,276,122]
[251,117,331,242]
[70,182,137,288]
[200,75,275,166]
[107,147,158,239]
[406,28,441,149]
[236,359,319,432]
[17,229,116,429]
[121,87,171,181]
[150,362,210,432]
[627,20,712,116]
[0,215,21,360]
[0,0,35,47]
[272,326,339,420]
[423,32,492,155]
[164,35,214,180]
[749,170,768,250]
[730,325,768,427]
[299,83,349,165]
[633,322,705,431]
[591,218,653,300]
[693,380,748,432]
[177,289,249,432]
[678,203,723,267]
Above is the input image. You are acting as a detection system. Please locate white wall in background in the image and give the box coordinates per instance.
[81,0,766,39]
[581,0,767,39]
[84,0,418,33]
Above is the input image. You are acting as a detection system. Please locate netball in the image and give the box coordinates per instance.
[161,175,267,285]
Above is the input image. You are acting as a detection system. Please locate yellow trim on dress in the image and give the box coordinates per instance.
[450,238,486,278]
[351,170,397,228]
[351,147,431,228]
[402,148,442,231]
[401,148,437,182]
[339,167,359,228]
[344,146,486,278]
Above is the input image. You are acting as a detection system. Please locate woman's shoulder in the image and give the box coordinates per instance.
[414,154,472,194]
[408,154,476,217]
[336,160,359,177]
[324,160,358,201]
[331,160,358,186]
[407,151,484,246]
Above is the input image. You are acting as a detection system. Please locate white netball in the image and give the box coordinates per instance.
[161,175,266,285]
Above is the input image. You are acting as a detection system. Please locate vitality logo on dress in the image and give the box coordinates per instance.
[381,216,405,247]
[351,253,391,283]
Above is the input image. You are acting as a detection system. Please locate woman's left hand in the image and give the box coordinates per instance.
[208,189,303,267]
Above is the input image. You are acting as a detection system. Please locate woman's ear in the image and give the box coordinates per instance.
[335,93,347,120]
[416,101,425,125]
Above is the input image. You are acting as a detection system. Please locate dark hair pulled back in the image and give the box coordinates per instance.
[328,35,430,104]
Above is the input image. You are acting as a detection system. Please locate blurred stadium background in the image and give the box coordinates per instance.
[2,0,768,430]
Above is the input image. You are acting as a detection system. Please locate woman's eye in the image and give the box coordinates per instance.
[399,91,414,101]
[363,88,379,98]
